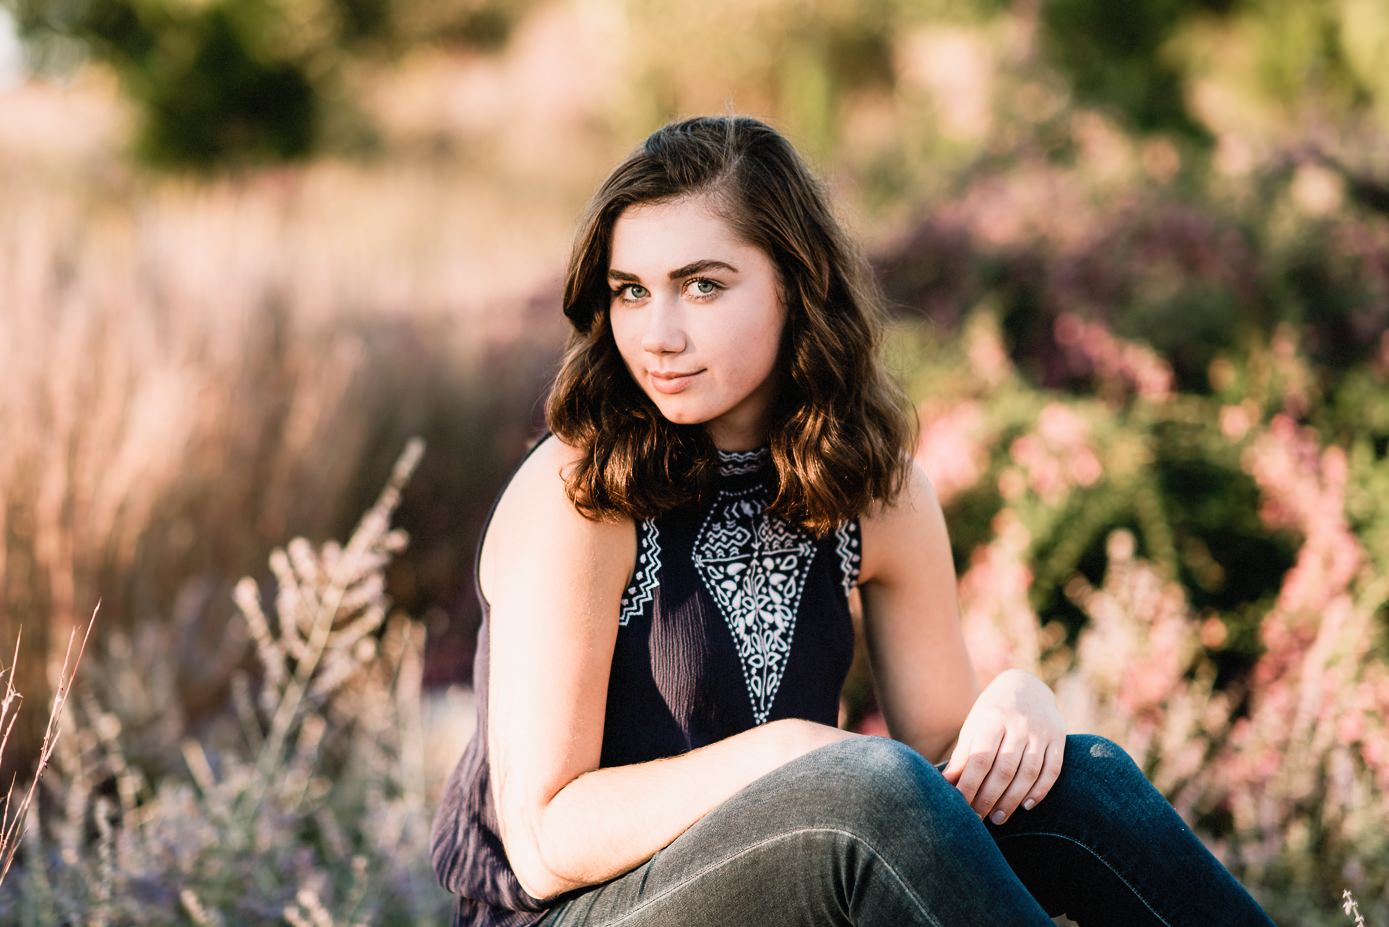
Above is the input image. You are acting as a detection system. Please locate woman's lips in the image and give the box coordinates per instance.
[650,369,703,394]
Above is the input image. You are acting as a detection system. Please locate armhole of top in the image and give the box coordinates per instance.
[617,517,661,627]
[472,429,556,612]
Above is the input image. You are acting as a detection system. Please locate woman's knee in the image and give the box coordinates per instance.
[1050,733,1154,814]
[1061,734,1142,776]
[778,736,972,832]
[793,736,933,793]
[736,736,986,884]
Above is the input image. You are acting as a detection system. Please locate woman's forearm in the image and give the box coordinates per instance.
[521,719,801,901]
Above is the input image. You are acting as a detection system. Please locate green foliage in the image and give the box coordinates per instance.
[1029,0,1389,143]
[129,4,320,166]
[1038,0,1233,138]
[899,314,1299,653]
[2,0,536,168]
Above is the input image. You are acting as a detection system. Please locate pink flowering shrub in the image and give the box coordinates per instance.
[1197,414,1389,920]
[853,305,1389,923]
[1053,312,1175,404]
[956,508,1046,685]
[915,399,991,507]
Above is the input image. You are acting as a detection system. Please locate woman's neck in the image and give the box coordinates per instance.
[704,417,772,455]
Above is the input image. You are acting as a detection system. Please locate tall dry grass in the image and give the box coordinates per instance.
[1,438,454,924]
[0,604,95,888]
[0,70,572,788]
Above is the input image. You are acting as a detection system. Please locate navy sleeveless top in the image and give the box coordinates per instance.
[429,431,863,926]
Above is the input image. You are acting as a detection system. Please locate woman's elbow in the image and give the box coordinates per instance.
[500,798,576,903]
[514,859,564,904]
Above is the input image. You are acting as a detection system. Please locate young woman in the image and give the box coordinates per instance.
[430,115,1275,926]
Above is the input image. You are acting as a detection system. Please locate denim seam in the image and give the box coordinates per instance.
[996,830,1171,927]
[594,826,942,927]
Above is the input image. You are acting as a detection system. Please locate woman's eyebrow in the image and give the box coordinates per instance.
[607,259,740,282]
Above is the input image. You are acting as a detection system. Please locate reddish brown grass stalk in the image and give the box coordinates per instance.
[0,599,99,887]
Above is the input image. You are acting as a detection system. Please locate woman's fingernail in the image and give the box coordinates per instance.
[990,810,1006,824]
[1023,799,1035,810]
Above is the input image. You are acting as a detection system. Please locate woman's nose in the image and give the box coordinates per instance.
[641,299,686,354]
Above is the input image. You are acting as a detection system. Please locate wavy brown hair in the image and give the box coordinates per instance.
[545,114,917,537]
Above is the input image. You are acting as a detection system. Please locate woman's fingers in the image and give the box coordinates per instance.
[1020,737,1065,811]
[968,726,1027,820]
[981,735,1049,824]
[943,723,1002,808]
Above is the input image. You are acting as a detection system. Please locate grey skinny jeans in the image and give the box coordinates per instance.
[533,734,1276,926]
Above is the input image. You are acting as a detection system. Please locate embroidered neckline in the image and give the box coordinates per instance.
[693,483,812,724]
[715,445,771,477]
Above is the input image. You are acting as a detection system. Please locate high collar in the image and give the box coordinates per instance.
[715,445,772,479]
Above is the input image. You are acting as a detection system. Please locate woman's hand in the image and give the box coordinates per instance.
[940,669,1065,825]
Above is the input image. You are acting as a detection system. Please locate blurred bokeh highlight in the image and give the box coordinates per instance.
[1,0,1387,922]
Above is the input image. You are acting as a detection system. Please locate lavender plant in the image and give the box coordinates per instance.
[0,438,450,926]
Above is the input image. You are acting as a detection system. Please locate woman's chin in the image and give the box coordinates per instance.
[651,401,709,426]
[663,412,709,426]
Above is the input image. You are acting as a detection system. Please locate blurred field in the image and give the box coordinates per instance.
[2,0,1388,922]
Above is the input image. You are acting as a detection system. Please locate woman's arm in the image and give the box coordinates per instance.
[525,717,845,899]
[857,460,980,765]
[857,460,1065,825]
[482,438,851,902]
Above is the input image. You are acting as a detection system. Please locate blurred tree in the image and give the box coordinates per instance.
[1035,0,1241,141]
[2,0,537,169]
[1033,0,1389,155]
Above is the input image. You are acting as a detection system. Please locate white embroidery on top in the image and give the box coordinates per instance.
[618,518,661,627]
[834,518,862,597]
[716,446,770,477]
[693,484,815,725]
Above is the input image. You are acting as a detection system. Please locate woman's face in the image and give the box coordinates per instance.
[606,193,788,452]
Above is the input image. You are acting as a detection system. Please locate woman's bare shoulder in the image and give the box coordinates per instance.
[507,432,585,499]
[856,458,945,587]
[499,433,615,521]
[479,434,636,604]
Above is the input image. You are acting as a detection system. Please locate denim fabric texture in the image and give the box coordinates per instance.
[532,733,1275,926]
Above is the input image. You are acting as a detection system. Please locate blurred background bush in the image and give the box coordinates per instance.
[1,0,1386,922]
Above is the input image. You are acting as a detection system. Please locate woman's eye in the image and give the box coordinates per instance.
[688,278,721,299]
[610,279,720,302]
[611,283,647,301]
